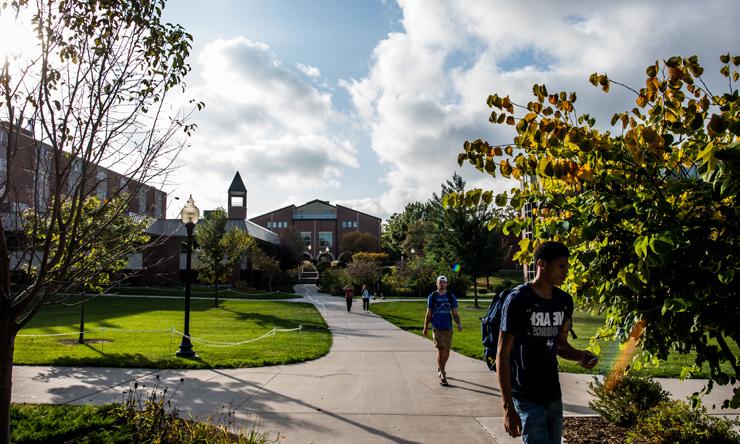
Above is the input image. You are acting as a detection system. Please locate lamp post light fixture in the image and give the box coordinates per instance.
[176,195,200,358]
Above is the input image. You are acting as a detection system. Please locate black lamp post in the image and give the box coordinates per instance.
[176,195,199,358]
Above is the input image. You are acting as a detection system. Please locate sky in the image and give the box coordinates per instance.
[3,1,738,221]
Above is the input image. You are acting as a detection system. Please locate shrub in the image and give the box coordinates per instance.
[347,259,380,288]
[626,400,740,444]
[319,268,351,295]
[316,261,332,274]
[588,374,669,427]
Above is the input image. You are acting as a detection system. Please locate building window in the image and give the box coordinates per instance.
[230,194,243,207]
[68,159,82,193]
[96,170,107,201]
[155,192,162,218]
[318,231,332,248]
[342,220,358,228]
[138,186,147,214]
[0,157,6,196]
[301,232,311,247]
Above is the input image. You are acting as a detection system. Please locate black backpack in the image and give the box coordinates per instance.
[480,286,515,371]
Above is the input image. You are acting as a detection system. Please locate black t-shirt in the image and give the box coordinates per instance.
[500,283,574,403]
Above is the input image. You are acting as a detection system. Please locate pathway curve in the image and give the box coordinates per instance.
[11,285,739,443]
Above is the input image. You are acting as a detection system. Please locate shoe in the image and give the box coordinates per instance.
[440,378,449,387]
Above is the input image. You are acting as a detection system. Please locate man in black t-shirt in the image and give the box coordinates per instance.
[497,241,598,443]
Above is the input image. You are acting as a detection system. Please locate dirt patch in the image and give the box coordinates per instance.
[59,338,113,345]
[564,416,627,443]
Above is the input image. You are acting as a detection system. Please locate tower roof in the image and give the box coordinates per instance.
[228,171,247,193]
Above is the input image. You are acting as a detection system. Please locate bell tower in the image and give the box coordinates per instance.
[227,171,247,219]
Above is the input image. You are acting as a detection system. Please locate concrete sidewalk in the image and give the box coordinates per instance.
[11,284,739,443]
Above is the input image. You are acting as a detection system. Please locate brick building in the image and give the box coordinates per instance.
[250,199,381,262]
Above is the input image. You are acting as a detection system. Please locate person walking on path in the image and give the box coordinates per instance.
[361,284,371,312]
[343,285,354,312]
[497,241,598,443]
[422,275,462,387]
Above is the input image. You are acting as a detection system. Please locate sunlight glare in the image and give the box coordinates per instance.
[0,9,38,63]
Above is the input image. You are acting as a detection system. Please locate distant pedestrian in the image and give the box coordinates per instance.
[374,278,383,300]
[343,285,353,312]
[497,241,598,443]
[361,284,371,312]
[422,275,461,386]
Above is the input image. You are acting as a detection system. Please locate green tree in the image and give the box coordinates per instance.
[251,249,280,293]
[457,55,739,406]
[0,0,195,438]
[277,228,305,270]
[196,208,255,306]
[381,202,433,260]
[340,231,379,255]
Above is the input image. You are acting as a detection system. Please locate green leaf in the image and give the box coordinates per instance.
[495,192,508,207]
[649,236,674,256]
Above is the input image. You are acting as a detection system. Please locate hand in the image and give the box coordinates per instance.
[457,323,463,332]
[422,328,428,337]
[503,404,522,437]
[580,350,598,369]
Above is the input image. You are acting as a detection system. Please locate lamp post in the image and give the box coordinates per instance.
[176,195,199,358]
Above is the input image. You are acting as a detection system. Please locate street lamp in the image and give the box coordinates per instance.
[176,195,199,358]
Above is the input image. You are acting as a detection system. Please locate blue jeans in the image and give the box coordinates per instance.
[512,398,563,444]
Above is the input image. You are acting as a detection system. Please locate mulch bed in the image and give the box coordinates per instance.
[564,416,628,443]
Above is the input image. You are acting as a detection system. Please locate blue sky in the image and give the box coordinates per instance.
[156,0,738,220]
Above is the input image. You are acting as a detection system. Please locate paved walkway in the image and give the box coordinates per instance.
[11,285,740,443]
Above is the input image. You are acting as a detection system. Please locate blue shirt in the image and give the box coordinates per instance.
[500,283,574,403]
[427,291,458,330]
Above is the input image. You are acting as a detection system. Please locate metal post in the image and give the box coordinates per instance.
[176,222,196,357]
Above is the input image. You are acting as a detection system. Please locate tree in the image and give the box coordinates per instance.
[381,201,433,260]
[251,249,280,293]
[196,208,256,307]
[0,0,195,439]
[276,228,305,270]
[457,54,739,406]
[340,231,379,255]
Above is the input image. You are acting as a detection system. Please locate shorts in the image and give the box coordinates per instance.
[432,329,452,349]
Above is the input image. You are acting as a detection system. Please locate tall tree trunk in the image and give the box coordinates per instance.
[473,277,479,308]
[486,276,490,289]
[78,295,85,344]
[0,318,17,444]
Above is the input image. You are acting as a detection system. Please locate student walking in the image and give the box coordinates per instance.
[497,241,598,443]
[343,285,353,312]
[361,284,371,312]
[422,275,462,387]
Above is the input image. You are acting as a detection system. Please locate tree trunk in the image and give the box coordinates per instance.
[473,277,479,308]
[78,295,85,344]
[486,276,490,289]
[214,282,219,308]
[0,319,17,444]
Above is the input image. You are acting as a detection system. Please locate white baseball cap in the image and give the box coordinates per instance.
[437,275,448,283]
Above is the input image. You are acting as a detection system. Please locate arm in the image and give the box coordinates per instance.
[422,308,432,337]
[452,307,462,331]
[557,317,597,368]
[497,331,522,437]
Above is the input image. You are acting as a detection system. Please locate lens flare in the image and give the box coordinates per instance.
[451,263,461,273]
[605,319,646,391]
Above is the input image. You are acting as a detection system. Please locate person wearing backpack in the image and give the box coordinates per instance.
[422,275,462,386]
[497,241,598,443]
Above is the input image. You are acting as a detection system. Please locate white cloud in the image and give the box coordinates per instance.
[342,0,739,217]
[174,37,358,216]
[296,62,321,78]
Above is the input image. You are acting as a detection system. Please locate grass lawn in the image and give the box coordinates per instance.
[14,296,330,369]
[474,269,525,289]
[370,300,738,379]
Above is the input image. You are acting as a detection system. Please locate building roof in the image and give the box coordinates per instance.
[146,218,278,244]
[250,199,381,222]
[228,171,247,193]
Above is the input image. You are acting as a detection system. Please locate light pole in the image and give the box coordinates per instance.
[176,195,199,358]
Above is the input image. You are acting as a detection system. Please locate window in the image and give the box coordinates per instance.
[0,158,6,195]
[342,220,358,228]
[96,170,107,201]
[318,231,332,248]
[68,159,82,193]
[301,232,311,247]
[138,186,147,214]
[155,192,162,218]
[230,194,243,207]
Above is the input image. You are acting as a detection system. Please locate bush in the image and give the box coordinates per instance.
[319,268,352,295]
[626,400,740,444]
[316,261,332,274]
[588,374,669,427]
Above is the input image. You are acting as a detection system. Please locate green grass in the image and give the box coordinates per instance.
[370,301,738,378]
[475,269,525,289]
[14,296,331,369]
[11,403,133,443]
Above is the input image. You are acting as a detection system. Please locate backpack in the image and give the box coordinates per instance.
[480,286,514,371]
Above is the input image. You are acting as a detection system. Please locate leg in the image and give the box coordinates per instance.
[544,399,563,444]
[512,398,551,444]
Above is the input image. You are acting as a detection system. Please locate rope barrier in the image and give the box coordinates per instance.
[301,286,327,319]
[172,326,303,348]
